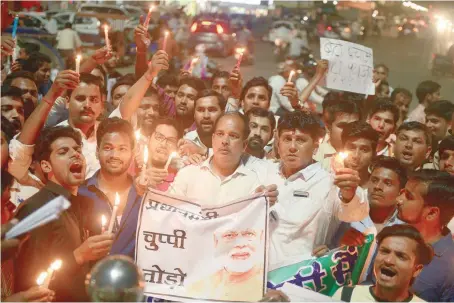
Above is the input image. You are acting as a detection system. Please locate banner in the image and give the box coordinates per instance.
[135,189,269,302]
[320,37,375,95]
[267,233,375,297]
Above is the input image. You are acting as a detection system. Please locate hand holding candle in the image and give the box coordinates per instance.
[11,15,19,40]
[101,215,107,234]
[36,272,48,286]
[75,54,81,74]
[332,152,348,173]
[235,48,245,67]
[287,70,296,83]
[40,259,62,288]
[107,193,120,234]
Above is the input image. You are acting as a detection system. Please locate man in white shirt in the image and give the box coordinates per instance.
[262,111,369,268]
[56,22,82,69]
[268,60,300,115]
[367,100,399,157]
[169,112,277,206]
[45,15,58,35]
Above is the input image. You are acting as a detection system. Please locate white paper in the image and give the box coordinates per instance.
[135,189,269,302]
[320,38,375,95]
[280,282,339,302]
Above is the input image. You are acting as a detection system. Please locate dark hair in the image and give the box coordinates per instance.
[277,111,324,140]
[144,86,160,98]
[369,99,400,124]
[390,87,412,102]
[110,78,134,97]
[211,70,230,85]
[92,65,107,86]
[67,73,103,98]
[96,117,135,149]
[325,99,362,126]
[322,92,342,112]
[245,108,276,134]
[195,89,227,111]
[214,112,250,140]
[1,116,16,143]
[179,77,206,95]
[3,71,38,90]
[1,86,24,102]
[341,121,379,153]
[34,126,82,162]
[377,225,433,265]
[370,156,408,189]
[240,77,272,103]
[157,72,179,88]
[396,122,432,146]
[65,22,72,29]
[416,80,441,103]
[408,169,454,227]
[22,52,51,73]
[149,117,182,139]
[20,42,40,56]
[438,135,454,155]
[424,100,454,121]
[374,63,389,74]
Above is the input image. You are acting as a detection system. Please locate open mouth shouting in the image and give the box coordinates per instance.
[69,161,84,179]
[401,150,413,161]
[378,266,397,282]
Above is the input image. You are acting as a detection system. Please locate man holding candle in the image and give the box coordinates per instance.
[268,60,300,115]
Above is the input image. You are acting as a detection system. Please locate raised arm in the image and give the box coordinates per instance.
[134,16,151,78]
[79,46,112,74]
[299,60,328,107]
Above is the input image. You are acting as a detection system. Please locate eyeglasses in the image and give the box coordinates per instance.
[154,131,178,146]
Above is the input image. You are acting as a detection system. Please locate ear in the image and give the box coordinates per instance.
[412,263,424,279]
[40,160,52,174]
[425,206,440,222]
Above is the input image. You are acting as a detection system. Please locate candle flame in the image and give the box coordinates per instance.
[164,30,169,37]
[135,129,141,141]
[36,272,48,285]
[50,259,62,271]
[143,146,149,163]
[76,54,81,61]
[114,192,120,206]
[101,215,107,227]
[170,151,178,159]
[191,57,198,64]
[339,152,348,160]
[288,70,296,82]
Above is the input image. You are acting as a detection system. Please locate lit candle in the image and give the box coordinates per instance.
[162,31,169,51]
[101,215,107,234]
[36,272,48,286]
[107,193,120,234]
[333,152,349,172]
[75,54,81,74]
[144,5,154,28]
[187,57,198,74]
[287,70,296,83]
[11,15,19,39]
[142,145,149,171]
[235,48,245,67]
[42,259,62,288]
[104,25,110,49]
[135,129,142,142]
[164,151,178,171]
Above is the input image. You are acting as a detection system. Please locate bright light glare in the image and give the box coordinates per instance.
[437,19,449,32]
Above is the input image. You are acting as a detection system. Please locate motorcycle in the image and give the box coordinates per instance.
[431,54,454,76]
[234,45,254,66]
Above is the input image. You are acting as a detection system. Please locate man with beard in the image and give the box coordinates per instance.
[439,136,454,176]
[333,225,431,302]
[240,77,273,113]
[79,117,141,258]
[212,71,232,101]
[342,121,379,188]
[174,77,206,133]
[367,100,399,157]
[394,122,432,173]
[396,170,454,301]
[3,71,39,119]
[14,126,114,302]
[1,86,24,134]
[22,52,52,97]
[245,108,275,159]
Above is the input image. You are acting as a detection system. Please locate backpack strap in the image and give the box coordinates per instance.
[341,286,355,302]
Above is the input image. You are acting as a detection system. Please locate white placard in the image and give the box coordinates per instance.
[320,38,375,95]
[135,189,269,302]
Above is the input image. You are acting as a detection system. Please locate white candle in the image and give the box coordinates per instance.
[42,259,62,288]
[107,193,120,233]
[188,57,198,74]
[101,215,107,234]
[333,152,349,172]
[162,31,169,51]
[75,54,81,74]
[104,25,110,49]
[287,70,296,83]
[144,5,154,28]
[142,146,149,171]
[235,48,245,67]
[135,129,142,142]
[164,151,178,171]
[36,272,48,286]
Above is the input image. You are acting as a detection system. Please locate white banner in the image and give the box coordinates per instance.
[320,38,375,95]
[135,189,269,302]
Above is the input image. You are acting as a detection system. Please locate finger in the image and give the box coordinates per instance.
[90,239,114,249]
[90,234,115,242]
[255,185,266,193]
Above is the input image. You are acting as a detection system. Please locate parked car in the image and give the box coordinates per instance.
[188,19,236,57]
[53,12,100,35]
[78,4,130,17]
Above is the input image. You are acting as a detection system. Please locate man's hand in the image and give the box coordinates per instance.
[334,167,360,202]
[147,50,169,79]
[178,139,207,156]
[280,82,298,107]
[134,16,150,52]
[73,234,114,265]
[255,184,278,207]
[312,245,330,257]
[340,227,366,247]
[183,154,206,166]
[5,286,55,302]
[1,37,15,57]
[10,61,21,72]
[141,167,169,189]
[47,70,80,99]
[315,59,329,77]
[229,66,243,99]
[91,46,113,65]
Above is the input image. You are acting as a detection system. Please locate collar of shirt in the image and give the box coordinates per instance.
[45,180,73,199]
[432,232,454,257]
[184,130,206,148]
[278,161,322,182]
[201,156,252,180]
[57,119,98,141]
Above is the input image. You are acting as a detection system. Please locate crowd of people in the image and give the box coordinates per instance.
[1,11,454,303]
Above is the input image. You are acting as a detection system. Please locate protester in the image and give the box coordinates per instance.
[156,72,179,99]
[211,70,232,101]
[1,86,24,134]
[390,88,413,127]
[439,135,454,176]
[425,100,454,144]
[268,60,300,115]
[367,99,399,156]
[376,80,390,98]
[17,42,40,61]
[244,108,275,159]
[22,52,52,97]
[110,77,135,109]
[407,80,441,124]
[2,71,39,119]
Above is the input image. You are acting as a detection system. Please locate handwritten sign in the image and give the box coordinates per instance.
[135,189,269,302]
[320,38,375,95]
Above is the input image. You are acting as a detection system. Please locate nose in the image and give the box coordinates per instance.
[404,140,412,149]
[250,127,259,137]
[384,254,394,265]
[373,180,383,192]
[146,107,155,116]
[202,110,210,119]
[378,120,385,129]
[289,139,297,152]
[252,97,260,105]
[221,135,230,146]
[10,109,20,119]
[180,96,187,105]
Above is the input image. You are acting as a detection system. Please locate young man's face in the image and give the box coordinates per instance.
[396,179,427,224]
[35,62,51,84]
[394,130,430,171]
[426,114,449,142]
[41,137,86,188]
[242,86,270,113]
[247,115,273,153]
[175,84,197,118]
[194,96,222,137]
[374,66,388,81]
[377,84,390,98]
[374,236,422,293]
[1,96,24,133]
[149,124,179,167]
[97,131,133,176]
[11,77,38,108]
[1,132,9,171]
[368,167,401,210]
[67,83,103,126]
[329,113,360,151]
[212,77,231,100]
[278,129,318,173]
[111,84,131,108]
[212,115,246,166]
[164,84,178,99]
[393,93,411,120]
[369,110,396,143]
[344,137,375,173]
[137,95,160,132]
[426,89,441,105]
[440,149,454,176]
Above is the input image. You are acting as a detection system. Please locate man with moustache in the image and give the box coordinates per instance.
[14,126,114,302]
[3,71,39,119]
[393,122,432,173]
[333,225,431,302]
[245,108,275,159]
[396,170,454,301]
[1,87,24,134]
[22,53,52,97]
[439,136,454,176]
[367,100,399,157]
